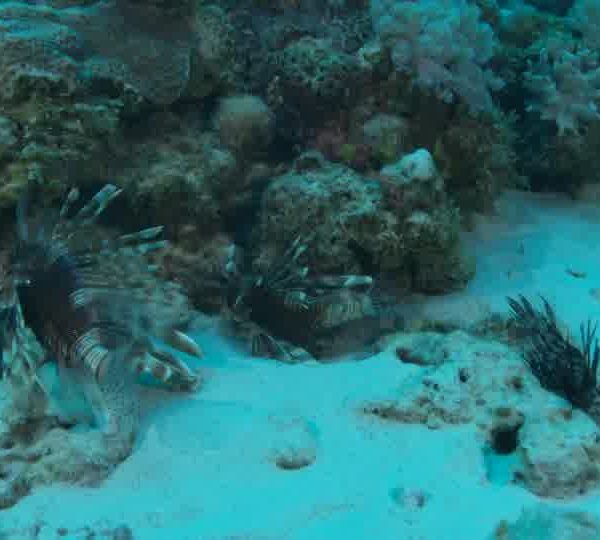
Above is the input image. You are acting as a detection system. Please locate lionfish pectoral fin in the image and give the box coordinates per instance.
[80,349,140,440]
[130,346,200,392]
[162,329,203,358]
[251,332,290,360]
[281,344,314,363]
[46,362,96,426]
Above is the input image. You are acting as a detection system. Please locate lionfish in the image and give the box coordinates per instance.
[0,183,202,434]
[221,236,378,361]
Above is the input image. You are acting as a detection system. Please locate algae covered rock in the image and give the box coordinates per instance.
[0,0,194,105]
[359,113,410,164]
[270,37,364,113]
[213,94,274,157]
[493,504,600,539]
[185,3,237,99]
[0,116,18,162]
[254,150,473,294]
[120,128,237,234]
[0,0,199,213]
[0,0,239,215]
[380,149,475,292]
[371,331,600,499]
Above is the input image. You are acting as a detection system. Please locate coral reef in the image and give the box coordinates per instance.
[524,37,600,135]
[254,158,386,275]
[0,0,237,211]
[370,0,504,114]
[253,149,472,293]
[116,111,238,235]
[186,3,238,99]
[8,0,600,532]
[513,1,600,194]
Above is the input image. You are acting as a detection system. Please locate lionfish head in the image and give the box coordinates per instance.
[4,200,60,295]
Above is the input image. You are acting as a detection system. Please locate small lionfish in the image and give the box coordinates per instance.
[221,236,377,361]
[0,183,201,434]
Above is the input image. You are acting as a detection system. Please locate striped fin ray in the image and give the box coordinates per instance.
[311,290,375,329]
[70,184,122,228]
[68,227,168,269]
[72,240,168,268]
[95,227,167,258]
[262,236,309,289]
[58,187,80,221]
[310,275,374,293]
[51,184,121,243]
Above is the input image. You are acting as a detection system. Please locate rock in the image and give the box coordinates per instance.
[493,504,600,539]
[255,157,473,293]
[380,148,443,195]
[213,94,274,156]
[368,331,600,499]
[360,113,410,164]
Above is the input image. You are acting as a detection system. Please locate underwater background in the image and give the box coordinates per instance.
[2,0,600,537]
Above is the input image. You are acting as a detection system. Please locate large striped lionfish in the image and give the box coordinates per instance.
[0,183,202,436]
[221,236,378,361]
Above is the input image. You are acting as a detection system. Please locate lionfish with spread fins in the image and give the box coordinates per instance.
[221,236,378,361]
[0,183,202,434]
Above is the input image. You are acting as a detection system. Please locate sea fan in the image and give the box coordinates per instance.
[507,295,600,410]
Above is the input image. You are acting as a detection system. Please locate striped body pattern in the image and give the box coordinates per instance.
[0,183,201,427]
[223,237,375,360]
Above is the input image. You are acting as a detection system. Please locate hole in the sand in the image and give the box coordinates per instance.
[274,454,314,471]
[483,408,526,487]
[489,407,524,455]
[389,486,429,509]
[490,425,519,454]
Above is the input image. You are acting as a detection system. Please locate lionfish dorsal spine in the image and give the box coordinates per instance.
[72,184,122,227]
[58,187,80,221]
[118,226,164,245]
